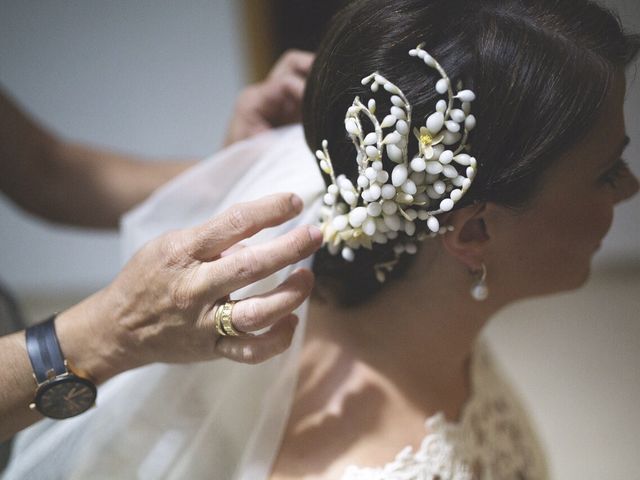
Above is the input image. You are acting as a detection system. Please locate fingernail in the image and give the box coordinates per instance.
[307,225,323,244]
[290,194,303,213]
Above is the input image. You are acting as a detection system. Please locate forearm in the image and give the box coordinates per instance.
[0,330,40,442]
[37,142,196,228]
[0,91,196,228]
[0,90,57,218]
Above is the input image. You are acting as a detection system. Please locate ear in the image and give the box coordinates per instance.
[440,203,490,270]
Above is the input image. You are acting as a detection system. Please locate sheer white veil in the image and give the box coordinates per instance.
[3,125,325,480]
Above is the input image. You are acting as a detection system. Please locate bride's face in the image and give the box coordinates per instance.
[486,72,638,299]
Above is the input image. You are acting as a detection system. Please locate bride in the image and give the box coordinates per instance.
[4,0,638,478]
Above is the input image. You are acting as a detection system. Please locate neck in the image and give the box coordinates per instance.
[306,246,501,415]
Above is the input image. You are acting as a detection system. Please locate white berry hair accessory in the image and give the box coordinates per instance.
[316,44,478,282]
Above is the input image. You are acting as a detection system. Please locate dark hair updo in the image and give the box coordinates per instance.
[303,0,639,307]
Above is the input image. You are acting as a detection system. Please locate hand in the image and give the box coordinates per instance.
[223,50,315,146]
[81,193,322,378]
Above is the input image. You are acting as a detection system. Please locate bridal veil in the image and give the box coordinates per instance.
[4,125,324,480]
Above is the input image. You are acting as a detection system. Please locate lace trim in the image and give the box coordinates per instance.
[341,342,548,480]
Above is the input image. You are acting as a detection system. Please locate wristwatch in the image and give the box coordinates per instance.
[25,315,97,419]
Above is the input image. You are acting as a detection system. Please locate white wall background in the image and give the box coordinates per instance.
[0,0,245,295]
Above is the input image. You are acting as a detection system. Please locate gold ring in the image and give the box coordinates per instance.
[214,300,241,337]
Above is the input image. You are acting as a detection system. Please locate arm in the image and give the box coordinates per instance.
[0,91,196,228]
[0,193,322,441]
[0,292,112,439]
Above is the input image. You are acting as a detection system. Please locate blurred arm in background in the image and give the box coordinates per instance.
[0,90,195,229]
[0,50,314,229]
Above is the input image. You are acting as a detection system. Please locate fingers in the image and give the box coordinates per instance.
[254,74,305,126]
[230,268,314,333]
[269,50,314,80]
[206,224,322,296]
[219,243,246,258]
[223,50,315,147]
[280,75,306,109]
[181,193,304,261]
[264,73,305,108]
[269,50,312,103]
[215,314,299,364]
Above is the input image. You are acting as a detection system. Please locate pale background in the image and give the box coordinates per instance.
[0,1,638,478]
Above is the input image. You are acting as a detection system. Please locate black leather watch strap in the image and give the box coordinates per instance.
[25,315,67,384]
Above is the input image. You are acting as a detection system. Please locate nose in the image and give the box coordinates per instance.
[615,169,639,204]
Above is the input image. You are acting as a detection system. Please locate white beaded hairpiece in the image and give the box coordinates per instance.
[316,44,478,282]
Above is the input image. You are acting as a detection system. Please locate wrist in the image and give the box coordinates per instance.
[25,316,97,419]
[55,288,140,384]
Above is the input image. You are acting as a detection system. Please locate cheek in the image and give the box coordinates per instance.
[570,197,614,250]
[493,200,613,296]
[541,185,616,252]
[543,205,612,265]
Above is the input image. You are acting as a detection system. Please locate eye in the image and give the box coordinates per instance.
[600,159,630,188]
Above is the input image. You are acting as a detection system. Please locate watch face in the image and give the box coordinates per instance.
[35,375,97,419]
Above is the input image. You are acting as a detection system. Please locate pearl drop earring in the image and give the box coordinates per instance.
[470,263,489,301]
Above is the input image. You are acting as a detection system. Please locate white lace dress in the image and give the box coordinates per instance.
[341,342,549,480]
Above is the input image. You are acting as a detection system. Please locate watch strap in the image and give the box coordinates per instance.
[25,315,67,384]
